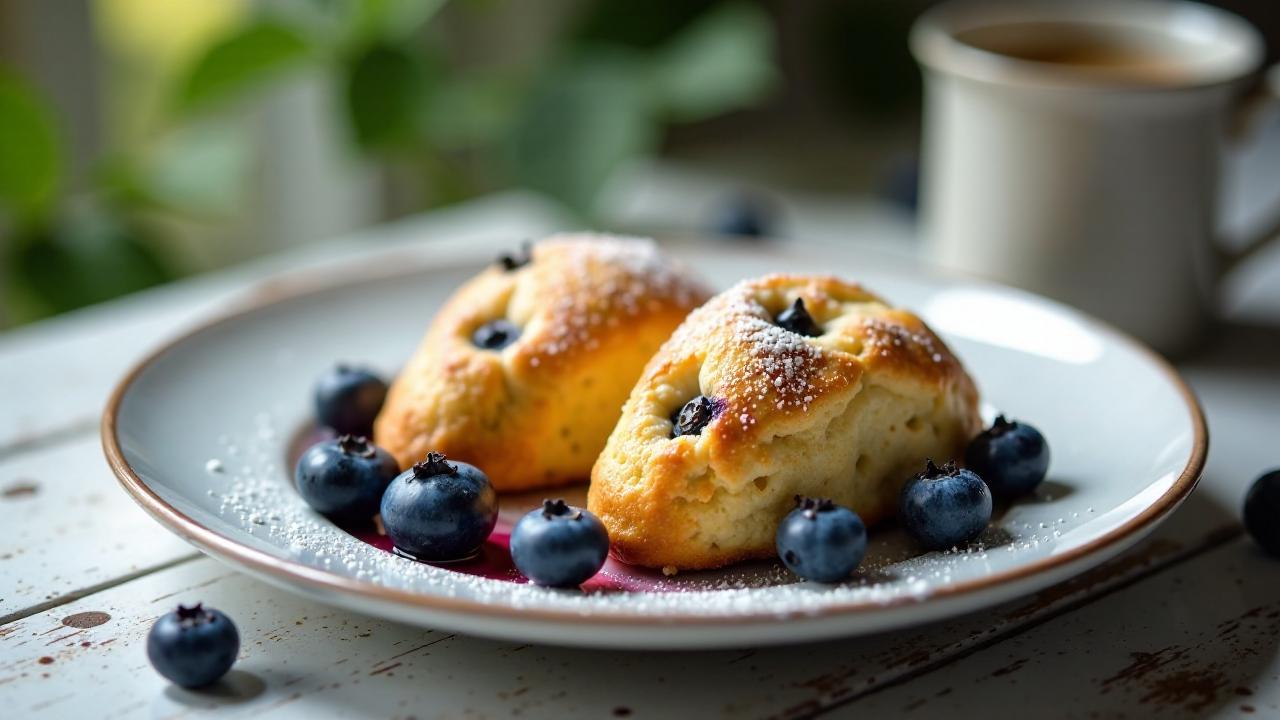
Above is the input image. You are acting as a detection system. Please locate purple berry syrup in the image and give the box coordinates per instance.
[288,425,687,592]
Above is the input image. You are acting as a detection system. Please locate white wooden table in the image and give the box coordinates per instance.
[3,189,1279,719]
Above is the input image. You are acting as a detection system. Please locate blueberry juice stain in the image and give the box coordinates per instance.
[287,423,669,592]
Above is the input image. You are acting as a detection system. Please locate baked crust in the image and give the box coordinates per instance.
[373,234,710,492]
[587,274,981,570]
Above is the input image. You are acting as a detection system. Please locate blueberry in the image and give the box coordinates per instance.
[380,452,498,561]
[710,193,772,238]
[775,298,821,337]
[1245,469,1280,557]
[294,435,399,520]
[672,395,716,437]
[776,497,867,583]
[510,499,611,587]
[964,415,1050,497]
[900,459,993,550]
[314,365,387,436]
[472,319,520,350]
[146,603,239,688]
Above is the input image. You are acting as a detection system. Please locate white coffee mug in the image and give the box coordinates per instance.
[912,0,1280,354]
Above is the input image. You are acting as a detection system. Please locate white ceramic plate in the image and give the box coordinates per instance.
[104,239,1205,649]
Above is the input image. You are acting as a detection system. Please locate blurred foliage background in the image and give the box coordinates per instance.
[0,0,932,327]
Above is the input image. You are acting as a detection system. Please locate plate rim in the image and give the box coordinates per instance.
[101,247,1209,627]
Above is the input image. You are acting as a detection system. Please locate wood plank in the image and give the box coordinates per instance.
[2,185,1276,715]
[838,536,1280,719]
[0,435,198,621]
[0,512,1238,720]
[0,193,567,453]
[0,322,1255,713]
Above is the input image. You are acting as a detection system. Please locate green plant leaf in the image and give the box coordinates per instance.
[6,204,173,321]
[572,0,718,49]
[344,42,430,151]
[649,2,776,123]
[351,0,447,42]
[173,22,312,114]
[509,52,656,217]
[427,71,521,150]
[133,122,251,215]
[0,68,60,216]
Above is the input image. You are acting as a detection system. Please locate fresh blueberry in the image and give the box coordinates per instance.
[710,193,772,238]
[314,365,387,436]
[380,452,498,561]
[900,459,993,550]
[776,497,867,583]
[672,395,716,437]
[472,319,520,350]
[1244,469,1280,558]
[497,242,532,271]
[146,603,239,688]
[964,415,1050,497]
[294,435,399,520]
[776,298,821,337]
[510,499,611,587]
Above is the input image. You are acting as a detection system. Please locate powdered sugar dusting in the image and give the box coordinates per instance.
[521,235,708,360]
[197,407,1092,622]
[733,316,823,420]
[859,316,954,368]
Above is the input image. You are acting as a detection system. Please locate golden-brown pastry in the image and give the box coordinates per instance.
[374,234,710,492]
[587,274,981,571]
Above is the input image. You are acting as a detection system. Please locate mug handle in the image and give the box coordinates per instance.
[1219,63,1280,277]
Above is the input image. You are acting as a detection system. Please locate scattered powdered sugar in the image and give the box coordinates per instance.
[859,316,951,366]
[523,235,707,359]
[201,409,1095,619]
[668,282,830,429]
[737,319,823,414]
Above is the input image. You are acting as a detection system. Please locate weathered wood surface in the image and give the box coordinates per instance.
[0,520,1244,720]
[842,537,1280,719]
[1,188,1278,718]
[0,435,197,622]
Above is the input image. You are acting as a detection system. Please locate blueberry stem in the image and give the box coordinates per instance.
[987,415,1015,437]
[794,495,835,519]
[337,434,375,457]
[174,603,210,626]
[920,458,958,479]
[412,452,457,479]
[540,498,581,520]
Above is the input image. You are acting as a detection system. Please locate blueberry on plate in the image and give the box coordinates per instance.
[294,435,399,520]
[314,365,387,436]
[776,497,867,583]
[472,319,521,350]
[900,459,993,551]
[964,415,1050,497]
[672,395,717,438]
[146,603,239,688]
[510,499,611,587]
[1244,468,1280,557]
[381,452,498,561]
[775,298,822,337]
[710,193,773,238]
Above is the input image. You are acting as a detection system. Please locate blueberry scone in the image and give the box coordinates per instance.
[587,274,981,570]
[373,234,710,492]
